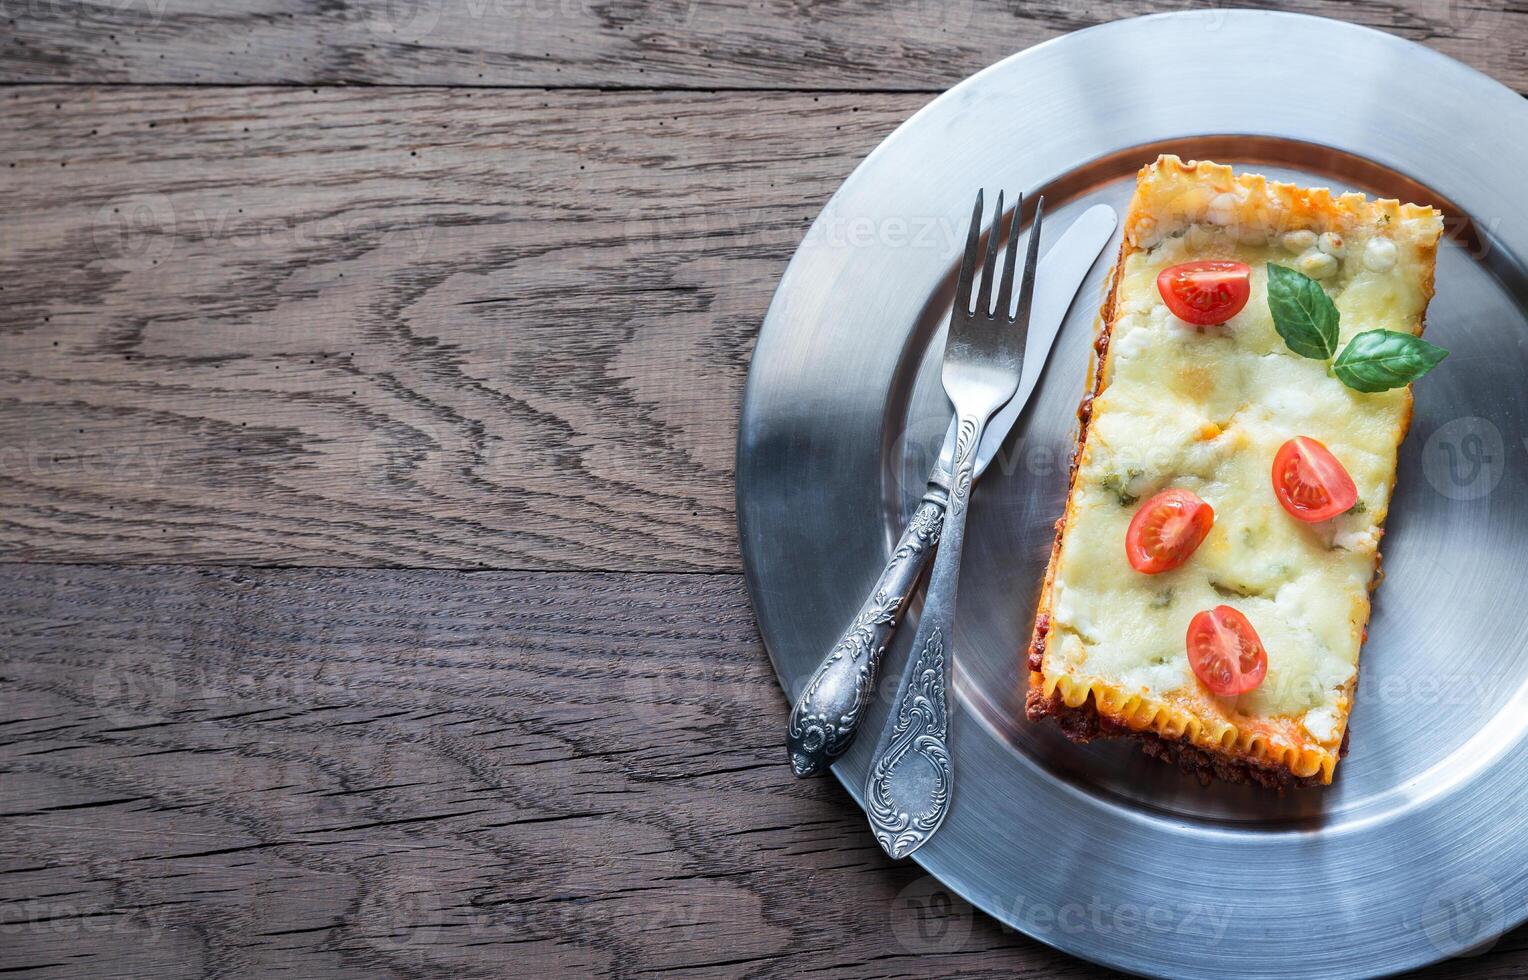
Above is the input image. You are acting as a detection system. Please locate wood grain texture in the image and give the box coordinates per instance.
[0,85,922,570]
[2,562,1525,977]
[2,0,1526,94]
[0,562,1103,978]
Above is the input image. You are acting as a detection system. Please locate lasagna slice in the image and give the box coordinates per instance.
[1026,155,1443,787]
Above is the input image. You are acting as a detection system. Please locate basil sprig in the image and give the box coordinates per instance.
[1266,263,1339,359]
[1332,329,1448,392]
[1265,262,1447,392]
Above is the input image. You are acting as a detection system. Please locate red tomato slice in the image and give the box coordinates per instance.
[1186,605,1268,696]
[1272,436,1358,523]
[1156,260,1252,325]
[1125,489,1215,574]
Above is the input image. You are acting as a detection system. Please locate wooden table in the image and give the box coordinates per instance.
[2,2,1524,976]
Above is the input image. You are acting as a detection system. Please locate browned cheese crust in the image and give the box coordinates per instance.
[1021,162,1439,787]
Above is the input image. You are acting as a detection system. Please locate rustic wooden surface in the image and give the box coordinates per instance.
[1,1,1525,977]
[3,0,1525,92]
[1,84,918,571]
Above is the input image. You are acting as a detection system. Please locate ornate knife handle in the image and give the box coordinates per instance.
[785,490,947,778]
[867,413,984,859]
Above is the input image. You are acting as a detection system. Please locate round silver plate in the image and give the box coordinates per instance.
[737,11,1528,979]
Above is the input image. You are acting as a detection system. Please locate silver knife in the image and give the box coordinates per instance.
[785,203,1117,778]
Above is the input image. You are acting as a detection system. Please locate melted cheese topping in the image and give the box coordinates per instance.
[1035,157,1443,782]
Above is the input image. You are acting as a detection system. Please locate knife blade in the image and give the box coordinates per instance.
[935,202,1117,478]
[785,201,1118,778]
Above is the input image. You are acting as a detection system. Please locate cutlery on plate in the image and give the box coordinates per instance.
[862,189,1043,859]
[785,202,1117,779]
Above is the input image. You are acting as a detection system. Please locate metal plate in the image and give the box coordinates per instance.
[737,11,1528,979]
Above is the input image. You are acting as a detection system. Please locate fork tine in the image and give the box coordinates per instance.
[1013,195,1046,333]
[974,190,1005,316]
[953,190,983,315]
[994,191,1025,320]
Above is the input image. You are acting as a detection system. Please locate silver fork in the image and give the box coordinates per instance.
[865,189,1042,860]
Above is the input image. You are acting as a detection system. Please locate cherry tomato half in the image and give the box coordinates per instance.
[1126,489,1215,574]
[1186,605,1268,697]
[1156,260,1252,326]
[1272,436,1358,523]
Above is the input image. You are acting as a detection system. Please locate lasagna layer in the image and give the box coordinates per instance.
[1026,155,1443,786]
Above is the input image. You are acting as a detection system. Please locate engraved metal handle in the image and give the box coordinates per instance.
[785,487,946,777]
[866,413,984,859]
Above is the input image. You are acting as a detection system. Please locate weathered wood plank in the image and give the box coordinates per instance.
[0,85,923,570]
[2,0,1525,94]
[0,562,1100,977]
[1,562,1523,977]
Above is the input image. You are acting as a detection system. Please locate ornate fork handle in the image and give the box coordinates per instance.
[866,413,984,859]
[785,482,947,777]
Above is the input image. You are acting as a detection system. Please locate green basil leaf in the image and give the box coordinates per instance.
[1332,329,1449,392]
[1266,263,1339,360]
